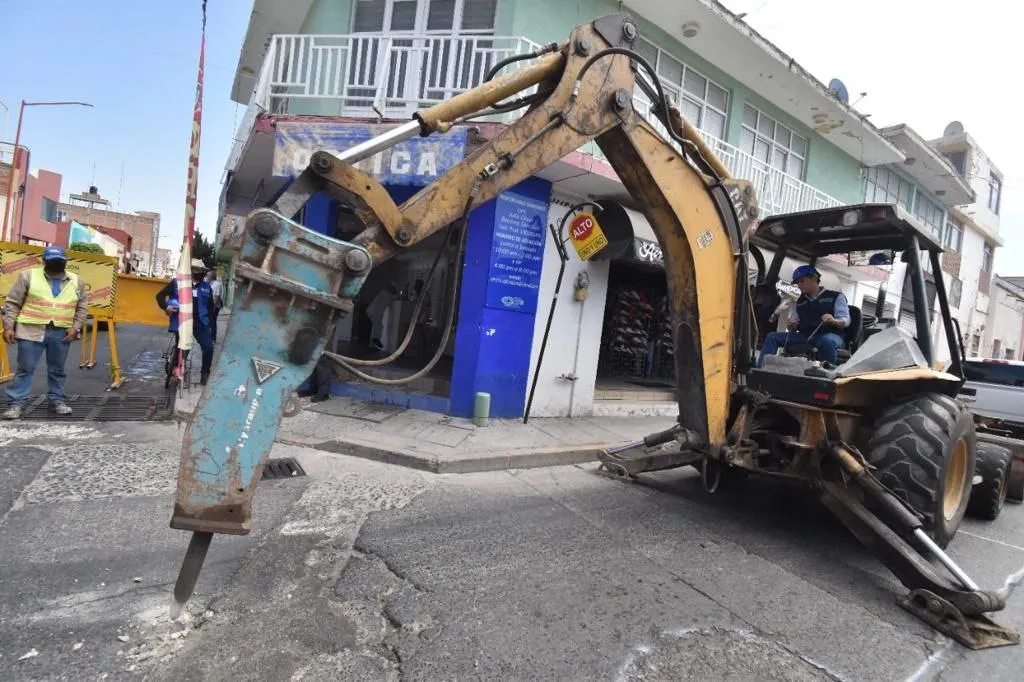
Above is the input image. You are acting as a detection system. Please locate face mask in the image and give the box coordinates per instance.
[44,261,65,275]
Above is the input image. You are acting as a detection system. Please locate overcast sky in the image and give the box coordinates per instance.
[720,0,1020,274]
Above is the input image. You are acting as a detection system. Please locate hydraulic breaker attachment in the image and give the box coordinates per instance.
[169,208,372,613]
[597,425,704,480]
[822,444,1019,650]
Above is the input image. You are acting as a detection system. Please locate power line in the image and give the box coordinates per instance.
[9,0,234,74]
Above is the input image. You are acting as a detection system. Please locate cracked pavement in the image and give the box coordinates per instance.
[2,419,1024,681]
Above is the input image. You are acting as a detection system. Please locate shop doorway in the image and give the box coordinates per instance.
[331,228,457,399]
[595,259,676,402]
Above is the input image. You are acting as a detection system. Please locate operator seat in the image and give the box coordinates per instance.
[834,305,863,363]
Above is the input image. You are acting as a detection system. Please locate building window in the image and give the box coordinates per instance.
[946,151,966,177]
[1006,348,1016,361]
[913,194,944,240]
[863,166,914,211]
[971,334,982,356]
[739,105,807,179]
[56,209,68,222]
[982,242,994,272]
[944,218,963,251]
[988,172,1002,215]
[41,197,58,223]
[994,339,1002,359]
[353,0,497,34]
[634,38,729,140]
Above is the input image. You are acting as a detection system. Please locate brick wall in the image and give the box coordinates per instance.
[57,203,158,255]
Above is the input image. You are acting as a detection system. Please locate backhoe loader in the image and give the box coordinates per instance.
[168,12,1019,649]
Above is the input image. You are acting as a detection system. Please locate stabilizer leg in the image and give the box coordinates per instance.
[823,444,1019,649]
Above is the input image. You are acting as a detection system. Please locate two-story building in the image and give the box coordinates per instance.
[217,0,943,418]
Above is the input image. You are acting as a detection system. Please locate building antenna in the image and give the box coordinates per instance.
[116,161,125,213]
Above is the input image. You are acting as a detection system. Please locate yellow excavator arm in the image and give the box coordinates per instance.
[270,14,759,445]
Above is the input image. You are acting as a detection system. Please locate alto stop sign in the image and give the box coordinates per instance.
[568,213,608,261]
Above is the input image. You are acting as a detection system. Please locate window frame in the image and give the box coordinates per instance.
[982,242,994,273]
[351,0,497,35]
[739,104,808,180]
[913,192,945,241]
[634,37,730,141]
[863,166,914,211]
[944,218,963,251]
[988,172,1002,215]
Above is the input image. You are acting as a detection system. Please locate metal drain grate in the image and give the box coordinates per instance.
[14,394,173,422]
[262,457,307,481]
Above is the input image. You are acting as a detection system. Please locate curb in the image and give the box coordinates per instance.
[282,436,617,474]
[176,409,622,475]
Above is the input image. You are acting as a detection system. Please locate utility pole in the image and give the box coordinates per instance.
[2,100,93,242]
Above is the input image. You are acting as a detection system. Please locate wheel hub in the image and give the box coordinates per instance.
[944,438,970,522]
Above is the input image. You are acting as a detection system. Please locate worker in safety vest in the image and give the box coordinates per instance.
[2,245,88,419]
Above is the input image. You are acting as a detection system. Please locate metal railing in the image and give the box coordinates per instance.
[263,33,542,116]
[630,91,841,217]
[226,33,843,218]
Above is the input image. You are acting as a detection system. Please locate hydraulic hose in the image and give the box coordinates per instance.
[324,186,478,385]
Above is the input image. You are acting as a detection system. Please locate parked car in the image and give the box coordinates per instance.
[958,357,1024,433]
[952,357,1024,519]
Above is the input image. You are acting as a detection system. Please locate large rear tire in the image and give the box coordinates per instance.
[967,443,1013,521]
[866,393,976,548]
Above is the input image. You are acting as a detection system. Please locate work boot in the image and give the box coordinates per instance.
[310,394,330,403]
[200,372,209,386]
[2,405,22,420]
[53,403,72,416]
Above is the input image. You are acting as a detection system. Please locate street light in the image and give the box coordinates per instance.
[2,100,93,242]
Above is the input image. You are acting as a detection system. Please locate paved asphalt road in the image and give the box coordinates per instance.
[1,411,1023,681]
[14,322,175,399]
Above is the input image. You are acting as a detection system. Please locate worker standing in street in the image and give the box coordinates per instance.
[156,259,215,385]
[207,269,223,343]
[2,246,88,419]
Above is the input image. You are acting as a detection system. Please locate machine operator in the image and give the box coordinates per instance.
[758,264,850,366]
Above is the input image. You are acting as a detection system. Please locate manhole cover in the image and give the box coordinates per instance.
[262,457,306,480]
[14,394,173,422]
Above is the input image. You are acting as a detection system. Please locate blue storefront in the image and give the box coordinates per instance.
[275,120,551,418]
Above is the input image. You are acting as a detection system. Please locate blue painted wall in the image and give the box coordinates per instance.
[450,176,553,418]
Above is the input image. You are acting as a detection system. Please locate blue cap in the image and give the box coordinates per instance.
[792,264,819,282]
[43,245,67,261]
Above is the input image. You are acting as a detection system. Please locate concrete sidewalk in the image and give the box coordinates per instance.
[176,388,676,474]
[278,398,677,473]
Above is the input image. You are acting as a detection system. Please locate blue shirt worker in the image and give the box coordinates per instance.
[758,264,850,366]
[156,259,215,385]
[2,245,88,419]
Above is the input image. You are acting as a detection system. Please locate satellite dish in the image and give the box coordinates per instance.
[943,120,965,137]
[827,78,849,104]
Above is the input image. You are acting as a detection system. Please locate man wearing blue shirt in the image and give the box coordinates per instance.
[758,264,850,366]
[156,259,215,385]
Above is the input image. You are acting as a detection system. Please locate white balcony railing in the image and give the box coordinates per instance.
[630,92,841,218]
[227,33,843,218]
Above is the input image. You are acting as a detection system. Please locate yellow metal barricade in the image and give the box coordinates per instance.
[113,273,173,326]
[0,242,126,387]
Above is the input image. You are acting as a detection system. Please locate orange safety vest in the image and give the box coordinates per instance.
[16,268,81,328]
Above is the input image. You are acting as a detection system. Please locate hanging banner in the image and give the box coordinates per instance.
[273,122,468,183]
[175,0,207,353]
